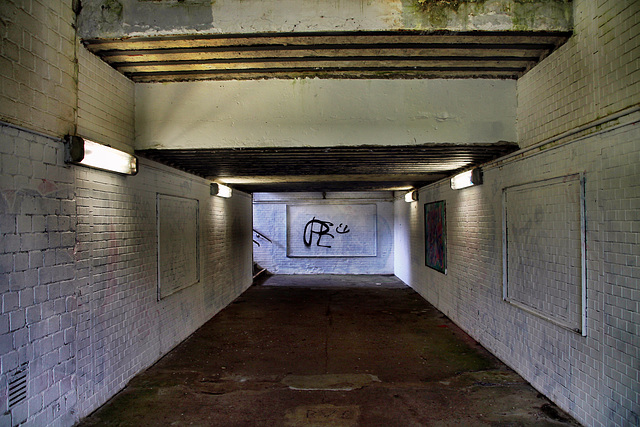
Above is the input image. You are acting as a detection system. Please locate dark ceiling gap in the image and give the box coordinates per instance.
[110,55,538,67]
[83,30,570,81]
[137,143,518,193]
[96,43,556,56]
[128,65,526,75]
[83,30,571,47]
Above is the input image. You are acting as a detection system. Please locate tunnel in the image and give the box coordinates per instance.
[0,1,639,426]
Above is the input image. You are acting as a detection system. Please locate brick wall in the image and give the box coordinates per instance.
[395,95,640,427]
[1,2,253,425]
[73,159,253,417]
[253,192,394,274]
[0,0,77,138]
[517,0,640,147]
[505,3,639,421]
[77,48,135,154]
[0,125,76,427]
[0,124,254,426]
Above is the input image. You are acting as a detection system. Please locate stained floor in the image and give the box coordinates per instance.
[77,275,580,426]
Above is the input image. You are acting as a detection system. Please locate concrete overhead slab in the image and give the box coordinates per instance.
[135,79,517,150]
[78,0,572,38]
[77,275,579,426]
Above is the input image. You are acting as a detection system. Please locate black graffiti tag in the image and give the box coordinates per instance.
[303,217,334,248]
[336,223,350,234]
[303,217,351,248]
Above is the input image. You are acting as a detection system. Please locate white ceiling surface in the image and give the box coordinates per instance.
[135,79,517,150]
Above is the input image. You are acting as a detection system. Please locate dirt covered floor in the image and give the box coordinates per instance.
[77,275,580,426]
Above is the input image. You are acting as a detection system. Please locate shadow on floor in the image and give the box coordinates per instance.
[77,275,580,426]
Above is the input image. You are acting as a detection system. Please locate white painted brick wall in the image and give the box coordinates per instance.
[517,0,640,147]
[0,0,77,138]
[253,192,394,274]
[73,159,253,418]
[504,177,584,332]
[395,115,640,426]
[0,124,77,427]
[1,1,253,423]
[77,47,135,154]
[1,124,254,426]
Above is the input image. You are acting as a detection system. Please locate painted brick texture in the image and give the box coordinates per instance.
[1,1,253,423]
[0,0,77,138]
[395,113,640,427]
[0,125,76,427]
[503,177,584,332]
[73,160,253,417]
[1,125,253,426]
[77,48,135,154]
[253,192,394,275]
[517,0,640,147]
[2,2,637,427]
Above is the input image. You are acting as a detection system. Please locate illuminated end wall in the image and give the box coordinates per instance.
[253,192,394,274]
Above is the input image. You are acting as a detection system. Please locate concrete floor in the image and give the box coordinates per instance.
[77,275,580,426]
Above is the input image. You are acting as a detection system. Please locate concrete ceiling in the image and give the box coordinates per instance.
[83,30,570,82]
[79,0,571,193]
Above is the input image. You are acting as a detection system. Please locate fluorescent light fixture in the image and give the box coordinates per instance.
[210,183,232,198]
[405,190,419,202]
[450,168,483,190]
[65,135,138,175]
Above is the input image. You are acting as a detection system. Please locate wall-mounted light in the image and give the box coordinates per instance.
[210,183,232,198]
[405,190,419,202]
[64,135,138,175]
[450,168,483,190]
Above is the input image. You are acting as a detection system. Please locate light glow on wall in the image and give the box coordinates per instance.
[450,168,482,190]
[404,190,418,203]
[65,135,138,175]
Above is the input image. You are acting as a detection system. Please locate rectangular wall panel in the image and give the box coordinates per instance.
[503,174,585,333]
[157,194,199,299]
[287,204,377,257]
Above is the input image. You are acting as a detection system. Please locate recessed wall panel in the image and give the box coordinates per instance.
[503,175,585,333]
[157,194,199,299]
[287,204,377,257]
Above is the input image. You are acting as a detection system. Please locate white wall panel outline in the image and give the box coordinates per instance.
[286,204,377,257]
[157,194,200,299]
[502,174,587,335]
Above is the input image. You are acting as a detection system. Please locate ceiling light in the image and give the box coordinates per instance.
[405,190,419,202]
[65,135,138,175]
[210,183,232,198]
[450,168,483,190]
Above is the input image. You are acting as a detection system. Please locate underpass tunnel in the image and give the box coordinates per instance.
[1,1,638,426]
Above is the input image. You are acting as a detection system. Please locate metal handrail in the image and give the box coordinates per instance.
[253,229,272,243]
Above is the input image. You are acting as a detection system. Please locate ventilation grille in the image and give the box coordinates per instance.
[8,366,28,409]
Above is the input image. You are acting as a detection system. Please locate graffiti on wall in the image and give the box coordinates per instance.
[303,217,350,248]
[424,200,446,274]
[287,204,376,257]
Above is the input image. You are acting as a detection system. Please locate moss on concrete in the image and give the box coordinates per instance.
[413,0,486,27]
[409,0,571,31]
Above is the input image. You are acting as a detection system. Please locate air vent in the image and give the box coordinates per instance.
[8,366,28,409]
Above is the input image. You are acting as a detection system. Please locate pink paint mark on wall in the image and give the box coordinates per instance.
[37,179,59,195]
